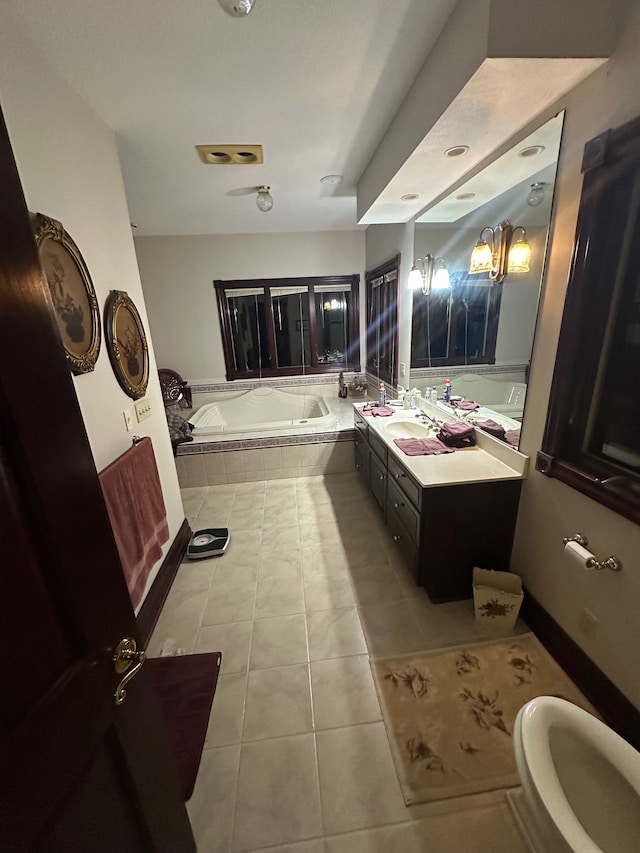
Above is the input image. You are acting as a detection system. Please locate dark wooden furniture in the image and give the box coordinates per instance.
[354,408,522,602]
[159,368,192,409]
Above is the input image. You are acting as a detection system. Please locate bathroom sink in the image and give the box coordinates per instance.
[383,420,433,438]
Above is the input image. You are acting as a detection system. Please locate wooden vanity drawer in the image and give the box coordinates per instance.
[387,477,420,545]
[387,454,422,511]
[353,409,369,439]
[354,434,370,484]
[368,429,388,465]
[386,502,418,578]
[369,449,387,517]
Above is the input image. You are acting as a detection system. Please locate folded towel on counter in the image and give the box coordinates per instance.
[505,429,521,447]
[474,418,506,439]
[393,438,454,456]
[455,400,480,410]
[437,420,476,448]
[371,406,395,417]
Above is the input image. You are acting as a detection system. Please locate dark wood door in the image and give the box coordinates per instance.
[0,107,195,851]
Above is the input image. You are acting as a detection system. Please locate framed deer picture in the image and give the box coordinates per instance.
[104,290,149,399]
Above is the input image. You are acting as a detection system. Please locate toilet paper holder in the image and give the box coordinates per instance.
[562,533,622,572]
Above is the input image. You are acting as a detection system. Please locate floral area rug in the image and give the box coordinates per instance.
[371,633,595,804]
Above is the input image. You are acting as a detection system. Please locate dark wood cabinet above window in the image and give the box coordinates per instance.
[215,275,360,380]
[541,113,640,525]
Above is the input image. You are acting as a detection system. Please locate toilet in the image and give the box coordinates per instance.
[506,695,640,852]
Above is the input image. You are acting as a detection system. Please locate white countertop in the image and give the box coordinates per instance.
[355,401,528,489]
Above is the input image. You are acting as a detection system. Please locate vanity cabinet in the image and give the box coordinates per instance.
[353,409,522,603]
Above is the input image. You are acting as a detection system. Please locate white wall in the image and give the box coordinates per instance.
[134,232,365,383]
[0,12,184,606]
[512,8,640,708]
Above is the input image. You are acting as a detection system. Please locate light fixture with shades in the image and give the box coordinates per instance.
[469,220,531,282]
[408,254,450,295]
[218,0,257,16]
[256,185,273,212]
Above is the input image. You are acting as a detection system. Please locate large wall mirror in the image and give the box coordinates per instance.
[408,112,565,447]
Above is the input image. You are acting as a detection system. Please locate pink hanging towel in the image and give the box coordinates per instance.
[99,437,169,607]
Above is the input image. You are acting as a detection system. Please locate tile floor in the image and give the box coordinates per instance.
[149,472,529,853]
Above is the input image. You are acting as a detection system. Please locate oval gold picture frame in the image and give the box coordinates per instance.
[32,212,101,375]
[104,290,149,399]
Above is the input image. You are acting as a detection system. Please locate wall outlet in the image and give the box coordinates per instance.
[579,607,599,636]
[123,409,133,431]
[400,362,406,376]
[135,398,152,423]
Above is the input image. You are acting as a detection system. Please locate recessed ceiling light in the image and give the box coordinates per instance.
[444,145,469,158]
[401,193,419,201]
[456,192,475,200]
[519,144,545,158]
[320,174,343,185]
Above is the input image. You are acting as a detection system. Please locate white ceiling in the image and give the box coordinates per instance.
[0,1,617,236]
[415,113,564,225]
[2,0,457,235]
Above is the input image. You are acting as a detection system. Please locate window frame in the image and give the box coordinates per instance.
[214,274,360,381]
[541,113,640,525]
[365,255,400,387]
[410,275,502,369]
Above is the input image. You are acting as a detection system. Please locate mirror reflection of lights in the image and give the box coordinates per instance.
[323,299,344,310]
[527,182,546,206]
[409,255,450,295]
[469,220,530,282]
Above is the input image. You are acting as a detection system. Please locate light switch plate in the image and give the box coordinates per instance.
[123,409,133,431]
[400,362,406,376]
[135,398,152,422]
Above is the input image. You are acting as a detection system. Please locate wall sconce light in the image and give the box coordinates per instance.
[256,185,273,212]
[408,255,450,295]
[469,220,530,282]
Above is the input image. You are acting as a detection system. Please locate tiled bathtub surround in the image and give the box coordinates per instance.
[176,432,355,487]
[175,387,359,487]
[151,473,530,853]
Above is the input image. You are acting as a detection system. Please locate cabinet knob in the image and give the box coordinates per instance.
[355,463,361,469]
[393,501,405,508]
[380,474,386,481]
[393,534,401,542]
[394,473,405,479]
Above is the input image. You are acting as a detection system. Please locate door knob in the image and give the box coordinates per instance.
[113,637,146,706]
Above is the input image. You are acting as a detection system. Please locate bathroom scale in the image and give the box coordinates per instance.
[187,528,230,559]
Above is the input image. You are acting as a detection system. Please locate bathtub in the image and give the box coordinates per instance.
[189,386,336,436]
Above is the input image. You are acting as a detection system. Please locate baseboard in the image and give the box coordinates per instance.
[521,589,640,750]
[137,517,192,647]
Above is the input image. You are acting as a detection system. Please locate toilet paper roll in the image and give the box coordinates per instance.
[564,540,596,570]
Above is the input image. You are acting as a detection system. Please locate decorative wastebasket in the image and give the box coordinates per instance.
[473,567,523,633]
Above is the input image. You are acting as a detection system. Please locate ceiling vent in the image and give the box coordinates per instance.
[195,144,264,165]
